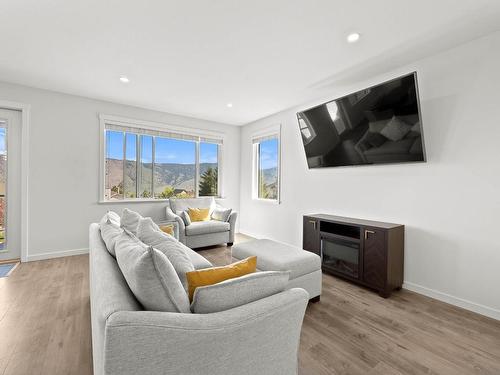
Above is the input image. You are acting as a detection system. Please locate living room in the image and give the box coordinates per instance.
[1,1,500,374]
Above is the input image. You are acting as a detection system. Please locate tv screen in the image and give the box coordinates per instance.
[297,72,426,168]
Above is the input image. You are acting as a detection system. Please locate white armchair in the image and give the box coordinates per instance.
[165,197,237,248]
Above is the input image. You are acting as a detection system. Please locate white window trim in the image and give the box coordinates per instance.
[99,114,225,203]
[251,124,281,204]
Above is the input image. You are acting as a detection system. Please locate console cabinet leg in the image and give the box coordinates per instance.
[379,290,391,298]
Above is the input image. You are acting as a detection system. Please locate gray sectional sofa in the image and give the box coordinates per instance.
[89,223,309,375]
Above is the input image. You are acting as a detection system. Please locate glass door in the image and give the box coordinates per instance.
[0,123,5,250]
[0,109,21,261]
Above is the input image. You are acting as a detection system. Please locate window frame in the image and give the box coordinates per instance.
[99,114,224,203]
[251,125,281,204]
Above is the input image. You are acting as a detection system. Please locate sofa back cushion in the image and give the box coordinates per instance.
[136,217,194,290]
[191,271,289,314]
[169,197,216,216]
[115,230,191,313]
[99,211,123,257]
[120,208,143,235]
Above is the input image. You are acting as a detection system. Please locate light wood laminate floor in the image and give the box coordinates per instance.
[1,234,500,375]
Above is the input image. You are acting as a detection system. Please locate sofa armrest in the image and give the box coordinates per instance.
[165,207,185,243]
[103,288,308,375]
[228,211,238,243]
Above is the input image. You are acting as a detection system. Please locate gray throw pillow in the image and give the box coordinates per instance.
[136,217,194,290]
[181,211,191,226]
[191,271,290,314]
[99,211,123,257]
[380,116,412,141]
[211,207,232,222]
[120,208,143,235]
[115,231,190,313]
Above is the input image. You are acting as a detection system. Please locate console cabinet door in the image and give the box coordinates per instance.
[363,227,386,291]
[303,217,320,255]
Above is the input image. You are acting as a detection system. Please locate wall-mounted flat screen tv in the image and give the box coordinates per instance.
[297,72,426,168]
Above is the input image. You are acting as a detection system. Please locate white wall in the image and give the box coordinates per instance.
[0,82,241,261]
[239,31,500,319]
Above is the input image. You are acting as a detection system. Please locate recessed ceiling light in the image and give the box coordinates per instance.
[226,103,233,108]
[347,33,360,43]
[119,76,130,83]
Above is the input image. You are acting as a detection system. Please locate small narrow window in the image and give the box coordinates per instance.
[252,132,280,202]
[199,142,219,197]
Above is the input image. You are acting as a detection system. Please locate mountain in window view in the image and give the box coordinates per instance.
[105,158,217,198]
[260,166,278,199]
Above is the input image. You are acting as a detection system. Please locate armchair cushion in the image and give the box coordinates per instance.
[185,220,230,236]
[187,207,210,222]
[211,207,232,222]
[191,271,289,314]
[180,211,192,226]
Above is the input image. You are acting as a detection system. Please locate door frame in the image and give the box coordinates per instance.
[0,101,30,262]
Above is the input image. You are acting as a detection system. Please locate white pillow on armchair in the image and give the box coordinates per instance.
[211,207,232,222]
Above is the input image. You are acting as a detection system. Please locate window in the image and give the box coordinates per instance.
[102,117,223,201]
[252,130,280,202]
[0,124,6,249]
[199,142,219,196]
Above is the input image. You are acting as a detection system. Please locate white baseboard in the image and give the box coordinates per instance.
[238,229,265,239]
[403,281,500,321]
[26,248,89,262]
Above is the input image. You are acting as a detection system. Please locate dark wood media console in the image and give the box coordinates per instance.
[303,214,404,297]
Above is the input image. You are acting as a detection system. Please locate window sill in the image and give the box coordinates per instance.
[98,198,169,204]
[99,196,227,204]
[252,198,280,205]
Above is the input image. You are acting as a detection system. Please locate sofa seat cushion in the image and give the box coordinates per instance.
[187,248,213,270]
[186,220,230,236]
[232,239,321,280]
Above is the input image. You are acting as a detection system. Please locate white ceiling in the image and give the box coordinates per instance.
[1,0,500,125]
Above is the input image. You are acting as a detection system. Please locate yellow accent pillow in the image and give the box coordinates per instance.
[186,256,257,301]
[188,207,210,222]
[159,224,174,237]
